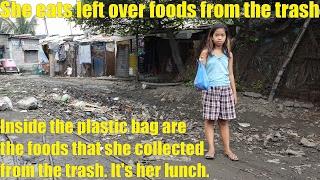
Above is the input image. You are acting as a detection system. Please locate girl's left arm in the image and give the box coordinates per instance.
[228,52,237,104]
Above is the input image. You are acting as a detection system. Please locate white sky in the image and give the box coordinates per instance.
[15,0,83,35]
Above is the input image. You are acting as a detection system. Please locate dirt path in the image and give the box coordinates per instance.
[0,75,319,180]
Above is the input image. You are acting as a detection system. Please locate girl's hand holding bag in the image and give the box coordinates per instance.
[194,59,209,90]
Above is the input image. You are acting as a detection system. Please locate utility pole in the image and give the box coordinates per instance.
[69,22,73,35]
[43,17,49,36]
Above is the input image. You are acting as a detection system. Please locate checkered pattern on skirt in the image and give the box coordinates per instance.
[202,86,236,120]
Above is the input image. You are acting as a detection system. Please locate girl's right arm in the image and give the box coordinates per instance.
[199,49,208,64]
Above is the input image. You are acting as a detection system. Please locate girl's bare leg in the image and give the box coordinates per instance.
[204,119,215,156]
[218,119,238,160]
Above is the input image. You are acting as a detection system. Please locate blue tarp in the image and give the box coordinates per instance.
[38,47,49,64]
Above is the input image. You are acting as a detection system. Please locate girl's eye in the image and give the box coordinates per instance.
[214,34,225,37]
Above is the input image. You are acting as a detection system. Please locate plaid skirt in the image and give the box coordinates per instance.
[202,86,236,120]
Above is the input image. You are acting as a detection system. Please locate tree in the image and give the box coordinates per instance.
[0,16,37,35]
[12,16,37,35]
[0,19,12,34]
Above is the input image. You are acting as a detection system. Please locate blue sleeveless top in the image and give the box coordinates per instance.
[205,53,230,87]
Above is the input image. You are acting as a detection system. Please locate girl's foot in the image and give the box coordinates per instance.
[205,150,215,159]
[224,151,239,161]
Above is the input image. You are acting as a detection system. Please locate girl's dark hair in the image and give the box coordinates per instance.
[203,23,230,58]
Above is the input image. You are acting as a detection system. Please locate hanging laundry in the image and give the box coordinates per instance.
[78,45,92,64]
[64,43,70,51]
[57,44,67,62]
[55,51,59,61]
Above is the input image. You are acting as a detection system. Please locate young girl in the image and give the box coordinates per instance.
[199,23,238,161]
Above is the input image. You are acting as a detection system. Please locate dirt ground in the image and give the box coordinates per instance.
[0,74,319,180]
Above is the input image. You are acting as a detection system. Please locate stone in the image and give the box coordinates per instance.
[267,159,280,164]
[252,134,260,140]
[300,138,317,148]
[0,97,13,111]
[17,97,38,110]
[294,102,314,109]
[285,149,305,157]
[283,101,295,107]
[142,84,148,89]
[167,95,175,102]
[287,130,299,137]
[274,131,282,139]
[243,92,262,98]
[277,104,284,112]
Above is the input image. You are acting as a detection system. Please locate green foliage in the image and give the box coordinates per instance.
[236,82,245,92]
[72,0,244,35]
[249,36,259,42]
[0,19,12,34]
[251,80,263,92]
[13,17,37,35]
[185,80,194,88]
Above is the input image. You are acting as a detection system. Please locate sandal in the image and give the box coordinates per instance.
[205,152,215,160]
[224,152,239,161]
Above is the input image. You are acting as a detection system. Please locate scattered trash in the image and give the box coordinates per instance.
[113,97,119,101]
[0,75,319,178]
[21,155,35,162]
[285,149,305,157]
[61,94,71,102]
[17,97,38,110]
[263,131,285,147]
[238,123,251,128]
[267,159,280,164]
[289,164,311,175]
[70,100,108,113]
[50,93,62,102]
[143,155,191,162]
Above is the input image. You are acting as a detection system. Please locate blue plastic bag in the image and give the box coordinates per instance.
[194,60,209,90]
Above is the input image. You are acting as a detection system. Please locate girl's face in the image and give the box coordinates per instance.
[212,28,226,47]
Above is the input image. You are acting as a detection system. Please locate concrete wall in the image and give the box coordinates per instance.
[9,38,40,71]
